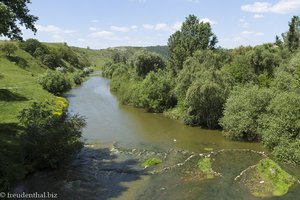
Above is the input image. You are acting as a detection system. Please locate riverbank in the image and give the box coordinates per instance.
[11,75,300,199]
[0,40,105,191]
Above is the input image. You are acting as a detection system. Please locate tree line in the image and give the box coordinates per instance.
[102,14,300,165]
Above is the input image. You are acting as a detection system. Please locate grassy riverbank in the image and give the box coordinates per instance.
[0,40,106,191]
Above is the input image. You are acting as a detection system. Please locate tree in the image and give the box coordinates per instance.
[168,14,218,71]
[287,16,300,52]
[133,49,166,77]
[0,0,38,40]
[259,92,300,150]
[247,44,282,76]
[220,85,272,141]
[184,78,227,129]
[38,70,72,95]
[0,42,17,57]
[42,53,60,69]
[19,38,48,56]
[139,70,176,112]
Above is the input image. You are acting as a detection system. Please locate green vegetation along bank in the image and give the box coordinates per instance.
[0,38,106,191]
[102,15,300,167]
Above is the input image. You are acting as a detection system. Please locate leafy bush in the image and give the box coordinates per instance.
[272,139,300,165]
[42,53,61,69]
[73,71,84,85]
[38,70,72,95]
[259,92,300,151]
[184,80,226,128]
[19,38,48,56]
[19,100,85,170]
[220,85,272,141]
[133,49,166,77]
[0,42,17,57]
[139,70,176,112]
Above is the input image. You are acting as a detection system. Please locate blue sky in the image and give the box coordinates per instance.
[13,0,300,49]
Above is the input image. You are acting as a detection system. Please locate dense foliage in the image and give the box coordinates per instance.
[38,70,72,95]
[105,14,300,165]
[0,0,38,40]
[19,99,85,170]
[168,14,218,71]
[19,39,91,70]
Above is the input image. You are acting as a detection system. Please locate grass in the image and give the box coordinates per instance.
[242,158,295,197]
[256,159,295,196]
[197,157,214,179]
[0,40,107,191]
[142,158,162,167]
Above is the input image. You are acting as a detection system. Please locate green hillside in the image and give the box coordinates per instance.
[0,39,105,190]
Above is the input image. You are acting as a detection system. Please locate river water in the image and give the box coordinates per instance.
[16,75,300,200]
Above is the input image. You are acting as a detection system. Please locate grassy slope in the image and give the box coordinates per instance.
[0,41,107,189]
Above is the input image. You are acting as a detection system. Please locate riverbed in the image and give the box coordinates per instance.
[16,75,300,200]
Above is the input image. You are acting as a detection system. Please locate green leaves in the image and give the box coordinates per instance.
[19,101,85,169]
[38,70,72,95]
[133,49,166,77]
[0,0,38,40]
[220,85,272,141]
[168,14,218,71]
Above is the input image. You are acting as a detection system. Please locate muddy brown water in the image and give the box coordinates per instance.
[15,75,300,200]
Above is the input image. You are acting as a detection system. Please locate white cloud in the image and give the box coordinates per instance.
[239,18,249,28]
[89,27,101,31]
[110,26,131,32]
[90,19,99,23]
[78,38,88,42]
[143,22,183,32]
[253,14,265,19]
[89,31,114,38]
[240,31,264,37]
[52,34,64,42]
[154,23,170,31]
[200,18,216,25]
[36,25,75,34]
[131,25,138,29]
[143,24,154,30]
[241,2,272,13]
[241,0,300,14]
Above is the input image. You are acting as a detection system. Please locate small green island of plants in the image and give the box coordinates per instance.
[241,159,295,197]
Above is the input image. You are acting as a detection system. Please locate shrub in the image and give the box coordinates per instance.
[38,70,72,95]
[42,53,61,69]
[73,71,84,85]
[19,38,48,56]
[19,101,85,170]
[0,42,17,57]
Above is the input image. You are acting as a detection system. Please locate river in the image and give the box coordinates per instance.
[16,75,300,200]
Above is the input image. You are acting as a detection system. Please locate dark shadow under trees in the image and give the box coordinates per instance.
[0,89,28,101]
